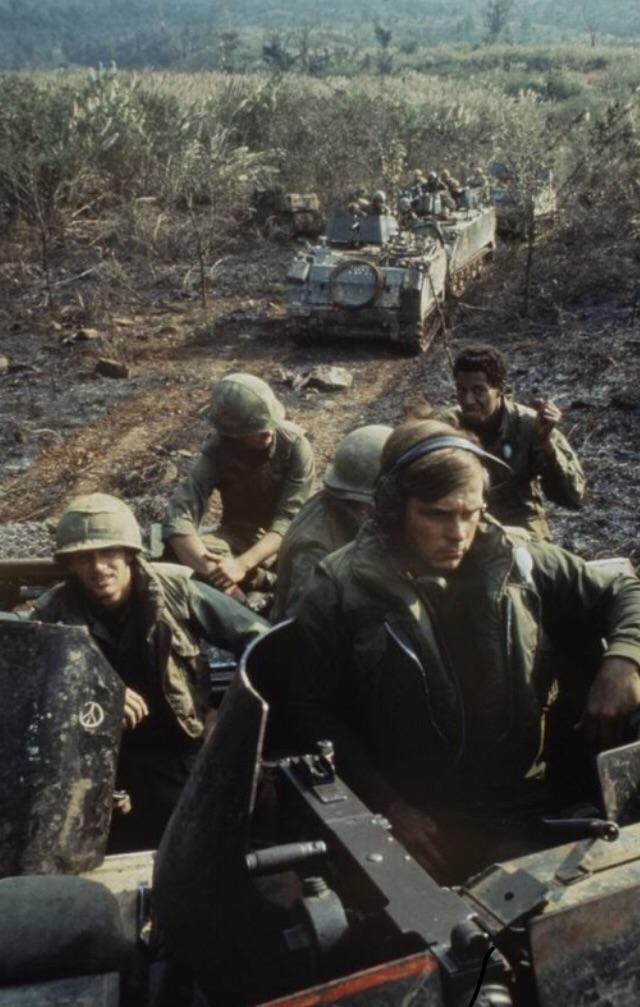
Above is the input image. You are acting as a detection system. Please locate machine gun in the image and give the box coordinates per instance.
[153,623,640,1007]
[3,617,640,1005]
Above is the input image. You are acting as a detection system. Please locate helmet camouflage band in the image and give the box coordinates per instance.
[208,372,285,437]
[55,493,143,558]
[323,425,393,504]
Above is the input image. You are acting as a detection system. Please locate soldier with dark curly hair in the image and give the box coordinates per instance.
[439,344,585,540]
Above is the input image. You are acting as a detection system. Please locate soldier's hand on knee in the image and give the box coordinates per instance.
[123,687,149,729]
[208,555,249,590]
[581,657,640,749]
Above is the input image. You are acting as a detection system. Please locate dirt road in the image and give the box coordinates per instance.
[0,241,639,561]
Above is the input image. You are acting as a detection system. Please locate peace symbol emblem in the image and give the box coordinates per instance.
[79,701,105,731]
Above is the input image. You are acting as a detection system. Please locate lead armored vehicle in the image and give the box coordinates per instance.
[286,213,448,354]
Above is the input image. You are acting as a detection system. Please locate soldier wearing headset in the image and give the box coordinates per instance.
[289,419,640,881]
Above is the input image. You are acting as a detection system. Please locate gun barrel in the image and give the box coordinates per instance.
[0,558,62,583]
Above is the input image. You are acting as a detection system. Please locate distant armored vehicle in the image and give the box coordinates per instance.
[488,162,556,238]
[252,187,324,238]
[286,213,449,354]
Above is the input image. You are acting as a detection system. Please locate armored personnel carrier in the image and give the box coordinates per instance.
[437,201,497,295]
[285,213,449,354]
[488,162,556,239]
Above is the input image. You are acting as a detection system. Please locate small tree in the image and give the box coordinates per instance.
[262,31,296,72]
[484,0,514,42]
[218,31,240,72]
[373,20,393,75]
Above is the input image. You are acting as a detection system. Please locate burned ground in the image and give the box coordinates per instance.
[0,235,639,562]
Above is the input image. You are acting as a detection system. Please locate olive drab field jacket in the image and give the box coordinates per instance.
[290,519,640,814]
[272,491,362,622]
[440,399,585,540]
[162,421,315,542]
[32,559,268,738]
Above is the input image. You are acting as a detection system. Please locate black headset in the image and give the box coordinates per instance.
[375,435,511,528]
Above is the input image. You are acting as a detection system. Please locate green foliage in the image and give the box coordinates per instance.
[1,0,639,71]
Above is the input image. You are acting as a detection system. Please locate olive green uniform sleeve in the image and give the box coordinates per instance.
[272,542,327,622]
[269,433,315,537]
[162,451,218,539]
[531,542,640,669]
[186,578,269,657]
[531,428,585,510]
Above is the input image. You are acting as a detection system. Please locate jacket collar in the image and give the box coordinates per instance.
[349,517,517,612]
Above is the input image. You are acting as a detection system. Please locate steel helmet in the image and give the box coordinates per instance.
[208,373,285,437]
[398,196,411,211]
[323,425,393,504]
[371,190,386,204]
[55,493,143,558]
[427,171,438,180]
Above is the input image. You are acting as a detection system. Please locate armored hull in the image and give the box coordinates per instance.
[439,204,497,294]
[488,163,556,239]
[286,214,448,354]
[491,184,557,238]
[153,623,640,1007]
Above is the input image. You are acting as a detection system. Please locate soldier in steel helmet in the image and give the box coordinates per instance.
[163,373,315,598]
[370,190,389,216]
[439,344,585,541]
[466,164,489,190]
[397,196,419,231]
[271,425,392,621]
[32,493,268,850]
[440,168,464,207]
[288,419,640,881]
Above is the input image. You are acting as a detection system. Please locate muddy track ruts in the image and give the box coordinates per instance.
[0,317,437,523]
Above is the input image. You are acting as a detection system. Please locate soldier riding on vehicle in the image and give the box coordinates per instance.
[31,493,268,850]
[439,345,585,541]
[288,419,640,882]
[272,424,392,620]
[370,190,390,215]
